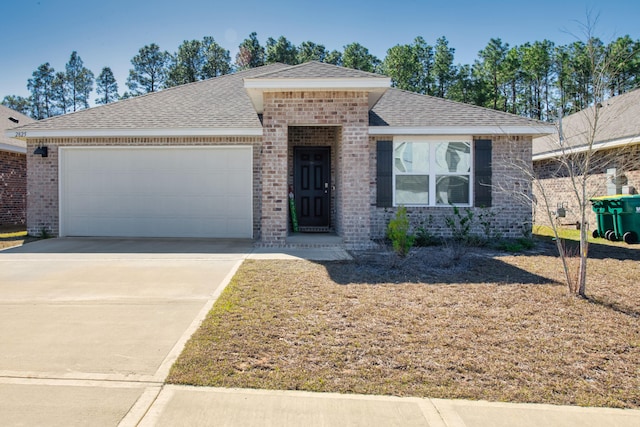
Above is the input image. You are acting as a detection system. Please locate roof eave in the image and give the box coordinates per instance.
[369,126,556,136]
[0,142,26,154]
[533,135,640,161]
[4,128,264,139]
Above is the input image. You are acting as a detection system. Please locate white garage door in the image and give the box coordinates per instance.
[60,146,253,238]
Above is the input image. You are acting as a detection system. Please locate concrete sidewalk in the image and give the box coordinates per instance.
[136,386,640,427]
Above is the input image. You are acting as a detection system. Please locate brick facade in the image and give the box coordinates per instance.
[532,144,640,231]
[369,135,534,240]
[25,101,538,247]
[0,151,26,226]
[261,91,371,249]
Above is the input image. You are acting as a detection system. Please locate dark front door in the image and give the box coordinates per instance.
[294,147,330,230]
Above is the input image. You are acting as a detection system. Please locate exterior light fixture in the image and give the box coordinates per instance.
[33,146,48,157]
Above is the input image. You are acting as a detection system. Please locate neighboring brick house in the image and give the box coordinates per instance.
[0,105,34,227]
[9,62,552,248]
[532,88,640,232]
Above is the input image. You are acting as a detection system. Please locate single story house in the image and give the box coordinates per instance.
[0,105,34,227]
[532,88,640,231]
[9,61,552,248]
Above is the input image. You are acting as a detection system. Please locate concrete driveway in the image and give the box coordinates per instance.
[0,237,252,426]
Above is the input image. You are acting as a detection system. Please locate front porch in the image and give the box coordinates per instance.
[259,90,372,249]
[251,232,352,260]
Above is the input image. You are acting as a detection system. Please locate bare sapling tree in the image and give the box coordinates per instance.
[499,15,639,297]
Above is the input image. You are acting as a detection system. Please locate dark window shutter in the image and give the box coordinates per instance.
[474,139,492,207]
[376,140,393,207]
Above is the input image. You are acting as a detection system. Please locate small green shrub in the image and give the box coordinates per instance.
[414,215,439,247]
[477,208,502,241]
[387,206,415,257]
[444,206,475,243]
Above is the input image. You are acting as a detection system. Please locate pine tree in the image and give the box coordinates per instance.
[433,36,455,98]
[51,71,69,114]
[167,40,203,87]
[297,41,327,63]
[27,62,56,119]
[201,37,231,78]
[95,67,119,104]
[235,32,265,70]
[265,36,298,65]
[127,43,170,95]
[65,51,94,111]
[1,95,30,116]
[382,43,422,92]
[342,43,379,72]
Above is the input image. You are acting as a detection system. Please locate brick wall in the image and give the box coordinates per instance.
[532,144,640,231]
[26,137,262,237]
[262,91,371,248]
[369,135,534,240]
[0,151,26,226]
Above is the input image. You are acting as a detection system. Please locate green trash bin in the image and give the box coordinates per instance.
[611,195,640,244]
[590,196,615,239]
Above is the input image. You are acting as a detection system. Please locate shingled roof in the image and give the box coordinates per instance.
[533,88,640,159]
[250,60,384,79]
[0,105,34,153]
[370,88,551,135]
[11,61,552,138]
[11,63,288,136]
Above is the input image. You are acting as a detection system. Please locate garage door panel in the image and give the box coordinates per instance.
[227,175,252,194]
[61,147,253,238]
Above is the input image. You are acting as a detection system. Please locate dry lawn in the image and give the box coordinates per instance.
[168,241,640,408]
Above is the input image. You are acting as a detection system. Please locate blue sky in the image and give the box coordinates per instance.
[2,0,639,103]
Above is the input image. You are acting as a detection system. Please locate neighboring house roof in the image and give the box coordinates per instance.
[533,87,640,160]
[9,61,553,139]
[0,105,33,153]
[369,88,553,135]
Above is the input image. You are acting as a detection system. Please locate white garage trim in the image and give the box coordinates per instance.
[59,146,253,238]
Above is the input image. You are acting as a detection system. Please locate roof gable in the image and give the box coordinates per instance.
[243,61,390,113]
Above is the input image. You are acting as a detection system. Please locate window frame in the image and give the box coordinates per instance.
[392,136,474,207]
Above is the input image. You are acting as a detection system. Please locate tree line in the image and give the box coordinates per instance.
[3,32,639,121]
